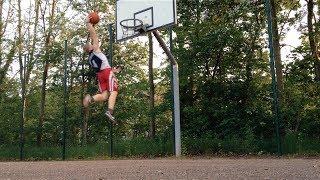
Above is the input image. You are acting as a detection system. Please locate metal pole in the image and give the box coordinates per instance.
[62,39,68,160]
[81,53,86,146]
[152,31,176,65]
[108,24,114,157]
[264,0,282,156]
[172,64,181,157]
[152,30,181,157]
[168,27,176,155]
[19,54,26,161]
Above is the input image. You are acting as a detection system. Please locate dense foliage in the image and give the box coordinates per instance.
[0,0,319,159]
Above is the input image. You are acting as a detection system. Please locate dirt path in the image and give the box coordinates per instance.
[0,158,319,179]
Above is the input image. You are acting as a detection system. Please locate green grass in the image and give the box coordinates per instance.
[114,136,174,157]
[0,144,111,161]
[0,136,174,161]
[0,134,319,161]
[182,133,320,156]
[283,132,320,156]
[0,146,20,161]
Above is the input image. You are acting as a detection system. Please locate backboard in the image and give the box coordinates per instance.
[116,0,177,42]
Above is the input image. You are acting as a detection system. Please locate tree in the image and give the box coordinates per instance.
[0,0,15,92]
[307,0,320,81]
[37,0,56,146]
[25,0,41,85]
[270,0,284,102]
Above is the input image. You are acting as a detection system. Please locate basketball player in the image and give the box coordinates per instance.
[83,14,121,124]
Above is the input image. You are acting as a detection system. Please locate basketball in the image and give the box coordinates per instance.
[89,12,100,24]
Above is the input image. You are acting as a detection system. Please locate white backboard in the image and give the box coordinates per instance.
[116,0,177,42]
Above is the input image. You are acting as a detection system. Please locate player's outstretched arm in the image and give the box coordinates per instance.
[86,16,100,52]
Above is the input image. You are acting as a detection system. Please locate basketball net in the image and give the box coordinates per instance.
[120,19,146,39]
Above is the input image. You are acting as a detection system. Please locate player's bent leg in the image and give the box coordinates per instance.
[108,91,118,110]
[105,91,118,124]
[92,91,109,102]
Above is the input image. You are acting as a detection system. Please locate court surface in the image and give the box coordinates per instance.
[0,157,319,179]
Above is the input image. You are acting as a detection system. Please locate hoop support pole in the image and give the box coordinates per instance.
[152,30,181,157]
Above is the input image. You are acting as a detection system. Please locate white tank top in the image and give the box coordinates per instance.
[88,51,111,71]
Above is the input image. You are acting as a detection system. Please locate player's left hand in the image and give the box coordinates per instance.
[86,15,92,24]
[112,66,122,73]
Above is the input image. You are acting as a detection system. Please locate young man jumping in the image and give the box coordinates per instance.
[83,15,121,124]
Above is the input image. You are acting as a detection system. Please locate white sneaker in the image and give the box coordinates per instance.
[83,94,92,108]
[105,111,117,125]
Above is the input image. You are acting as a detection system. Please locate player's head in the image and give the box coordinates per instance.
[83,44,94,53]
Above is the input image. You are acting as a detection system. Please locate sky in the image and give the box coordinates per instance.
[281,0,306,63]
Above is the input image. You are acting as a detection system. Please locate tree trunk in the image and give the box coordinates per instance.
[0,0,3,65]
[17,0,23,64]
[307,0,320,81]
[17,0,27,153]
[37,0,56,146]
[26,0,41,85]
[270,0,284,102]
[148,33,155,139]
[17,0,24,115]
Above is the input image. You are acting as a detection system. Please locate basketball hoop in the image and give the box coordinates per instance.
[120,18,147,39]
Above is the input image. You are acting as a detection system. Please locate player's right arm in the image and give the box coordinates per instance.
[86,16,101,52]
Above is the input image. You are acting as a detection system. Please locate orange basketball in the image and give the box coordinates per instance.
[89,12,100,24]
